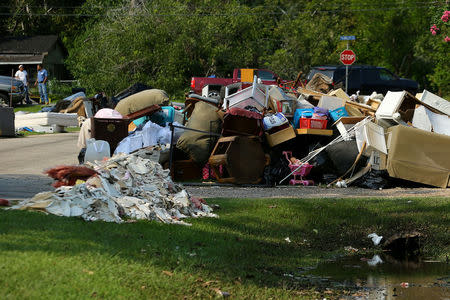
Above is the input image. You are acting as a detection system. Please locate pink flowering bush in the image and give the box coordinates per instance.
[430,10,450,42]
[441,11,449,22]
[430,24,439,35]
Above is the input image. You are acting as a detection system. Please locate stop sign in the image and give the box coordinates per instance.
[340,49,356,65]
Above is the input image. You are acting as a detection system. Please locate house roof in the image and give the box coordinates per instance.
[0,54,45,65]
[0,35,59,54]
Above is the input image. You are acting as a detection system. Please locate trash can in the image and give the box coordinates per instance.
[0,107,15,136]
[90,117,130,153]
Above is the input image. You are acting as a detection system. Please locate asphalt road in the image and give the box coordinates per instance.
[0,132,79,199]
[0,132,448,201]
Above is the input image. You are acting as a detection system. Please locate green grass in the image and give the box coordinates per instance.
[0,197,448,299]
[64,126,81,133]
[14,104,47,113]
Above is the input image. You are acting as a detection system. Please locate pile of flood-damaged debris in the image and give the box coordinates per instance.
[9,72,449,223]
[62,73,449,190]
[12,73,449,227]
[10,147,217,225]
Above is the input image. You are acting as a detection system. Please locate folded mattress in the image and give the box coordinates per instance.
[15,112,78,128]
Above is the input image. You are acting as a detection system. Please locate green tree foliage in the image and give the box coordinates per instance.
[2,0,85,36]
[30,0,445,97]
[263,0,347,79]
[66,0,275,95]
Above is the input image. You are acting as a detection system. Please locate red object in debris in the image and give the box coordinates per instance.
[190,197,206,209]
[0,198,10,206]
[299,118,328,129]
[44,165,98,188]
[340,49,356,65]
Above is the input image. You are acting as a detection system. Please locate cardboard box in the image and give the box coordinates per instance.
[265,125,296,147]
[370,150,387,171]
[387,125,450,188]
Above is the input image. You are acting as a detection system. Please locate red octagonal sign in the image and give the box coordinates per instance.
[340,49,356,65]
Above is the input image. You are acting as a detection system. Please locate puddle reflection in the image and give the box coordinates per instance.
[292,255,449,299]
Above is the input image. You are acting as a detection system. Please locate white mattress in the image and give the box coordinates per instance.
[15,112,78,128]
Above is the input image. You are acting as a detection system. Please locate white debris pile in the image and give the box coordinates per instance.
[11,149,217,225]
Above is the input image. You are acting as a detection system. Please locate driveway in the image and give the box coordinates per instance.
[0,132,79,199]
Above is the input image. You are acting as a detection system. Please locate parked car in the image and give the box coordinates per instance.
[307,65,419,95]
[190,68,286,98]
[0,75,25,105]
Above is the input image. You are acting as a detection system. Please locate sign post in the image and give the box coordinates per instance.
[340,36,356,94]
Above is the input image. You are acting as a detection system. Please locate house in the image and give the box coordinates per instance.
[0,35,69,80]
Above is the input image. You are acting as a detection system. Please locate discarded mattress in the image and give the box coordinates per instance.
[10,148,217,225]
[15,112,78,129]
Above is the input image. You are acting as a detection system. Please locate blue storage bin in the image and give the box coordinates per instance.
[161,106,175,123]
[329,106,349,122]
[293,108,314,128]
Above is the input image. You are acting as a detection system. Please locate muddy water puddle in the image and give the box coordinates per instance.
[287,255,449,299]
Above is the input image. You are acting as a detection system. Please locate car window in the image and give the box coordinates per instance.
[349,69,361,84]
[236,70,241,79]
[333,69,346,83]
[257,70,276,81]
[363,69,380,81]
[379,68,396,81]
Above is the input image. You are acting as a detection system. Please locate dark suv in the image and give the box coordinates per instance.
[307,65,419,95]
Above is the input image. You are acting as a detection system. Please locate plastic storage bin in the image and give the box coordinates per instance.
[299,118,328,129]
[161,106,175,123]
[329,106,349,122]
[293,108,314,128]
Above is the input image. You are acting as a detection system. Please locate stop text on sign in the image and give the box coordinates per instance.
[340,49,356,65]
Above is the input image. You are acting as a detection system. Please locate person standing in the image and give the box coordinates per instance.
[34,64,49,104]
[15,65,31,104]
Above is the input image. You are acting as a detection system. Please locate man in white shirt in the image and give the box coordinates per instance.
[15,65,31,104]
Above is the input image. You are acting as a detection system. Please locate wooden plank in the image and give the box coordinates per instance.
[295,128,333,136]
[332,116,366,127]
[297,87,327,97]
[345,100,376,112]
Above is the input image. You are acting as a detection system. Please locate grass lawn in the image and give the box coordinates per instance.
[0,197,449,299]
[13,104,47,113]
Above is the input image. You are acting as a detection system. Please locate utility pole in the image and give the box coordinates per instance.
[10,69,13,107]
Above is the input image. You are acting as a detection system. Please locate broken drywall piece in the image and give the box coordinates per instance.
[10,148,217,225]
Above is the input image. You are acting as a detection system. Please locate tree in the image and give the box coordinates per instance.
[66,0,273,96]
[415,5,450,96]
[2,0,85,36]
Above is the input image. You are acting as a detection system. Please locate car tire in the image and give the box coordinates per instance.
[0,93,8,104]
